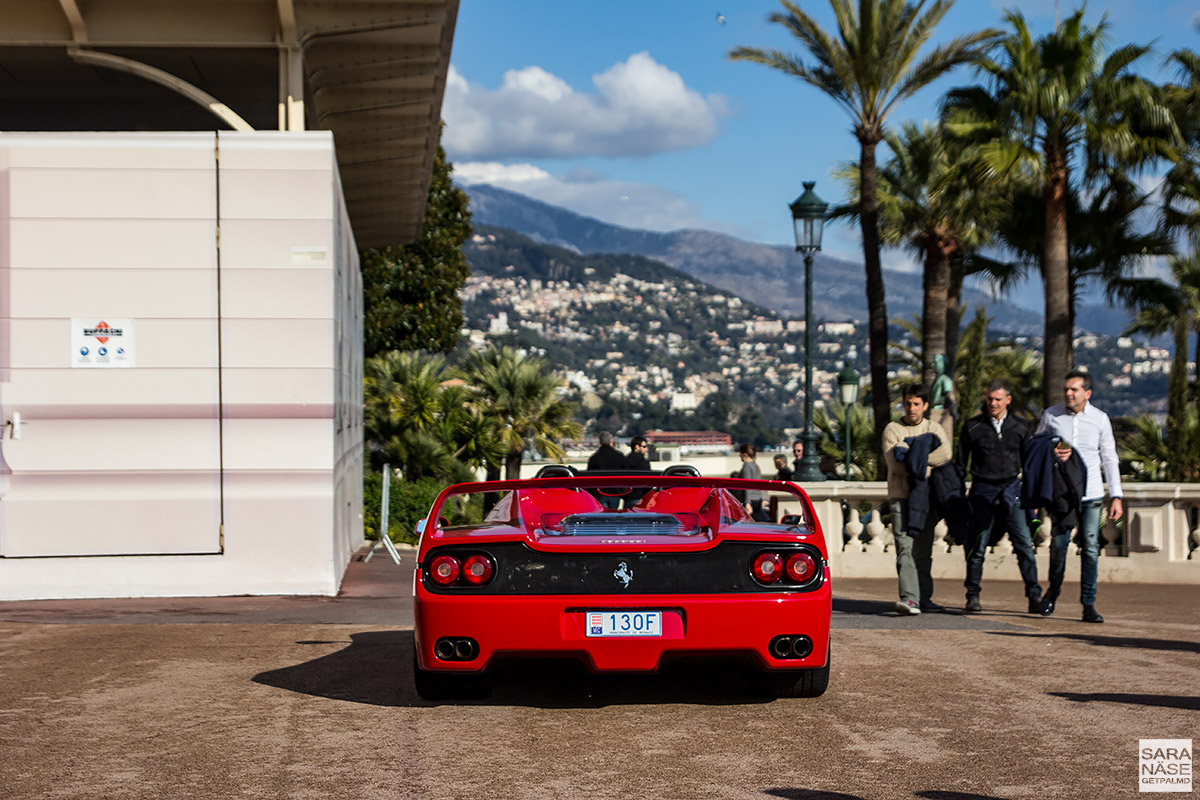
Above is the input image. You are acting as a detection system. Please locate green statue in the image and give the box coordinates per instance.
[929,353,955,442]
[930,353,954,410]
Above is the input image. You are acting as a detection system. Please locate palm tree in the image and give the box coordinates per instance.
[1117,414,1171,482]
[1112,253,1200,481]
[364,351,475,483]
[943,8,1177,409]
[730,0,999,477]
[869,121,994,386]
[890,306,1042,424]
[983,343,1042,420]
[813,401,877,480]
[1160,37,1200,243]
[1118,407,1200,483]
[458,347,582,480]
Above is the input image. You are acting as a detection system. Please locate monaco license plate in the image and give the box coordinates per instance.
[586,610,662,637]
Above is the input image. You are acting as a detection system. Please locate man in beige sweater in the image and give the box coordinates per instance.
[883,383,953,615]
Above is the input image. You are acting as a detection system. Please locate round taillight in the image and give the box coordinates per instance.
[752,552,783,583]
[462,554,494,585]
[786,552,817,583]
[429,555,461,586]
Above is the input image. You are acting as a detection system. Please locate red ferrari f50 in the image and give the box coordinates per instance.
[412,467,831,700]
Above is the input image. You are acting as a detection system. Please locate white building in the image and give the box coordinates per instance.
[0,0,458,600]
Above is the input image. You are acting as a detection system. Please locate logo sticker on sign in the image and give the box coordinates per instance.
[71,319,134,369]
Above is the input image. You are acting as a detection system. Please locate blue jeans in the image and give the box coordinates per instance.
[890,499,935,604]
[1047,500,1103,606]
[964,482,1041,600]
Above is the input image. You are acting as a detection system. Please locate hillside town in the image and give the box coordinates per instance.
[461,232,1176,430]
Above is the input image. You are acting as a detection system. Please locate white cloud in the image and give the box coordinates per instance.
[454,162,553,185]
[457,162,741,235]
[442,54,727,160]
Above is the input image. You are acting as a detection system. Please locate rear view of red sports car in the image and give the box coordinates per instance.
[412,467,832,700]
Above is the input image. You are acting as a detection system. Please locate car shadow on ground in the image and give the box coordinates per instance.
[985,629,1200,654]
[253,629,783,708]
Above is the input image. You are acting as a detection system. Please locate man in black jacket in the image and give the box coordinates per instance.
[955,380,1043,613]
[587,432,626,471]
[587,432,627,509]
[625,436,651,471]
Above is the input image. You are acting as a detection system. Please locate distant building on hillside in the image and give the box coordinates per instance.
[644,430,732,449]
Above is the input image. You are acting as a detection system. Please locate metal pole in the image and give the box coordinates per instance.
[798,250,825,481]
[844,406,852,480]
[364,463,401,564]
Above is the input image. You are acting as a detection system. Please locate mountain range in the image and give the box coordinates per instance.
[462,183,1135,338]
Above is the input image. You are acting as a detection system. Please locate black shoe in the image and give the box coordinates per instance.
[1040,597,1056,617]
[1028,597,1043,614]
[919,600,945,613]
[965,597,983,613]
[1082,605,1104,623]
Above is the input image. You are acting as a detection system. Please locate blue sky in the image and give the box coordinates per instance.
[444,0,1199,285]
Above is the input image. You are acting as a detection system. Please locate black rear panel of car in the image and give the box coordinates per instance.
[421,541,826,595]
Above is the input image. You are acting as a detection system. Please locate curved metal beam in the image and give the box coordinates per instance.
[66,48,255,132]
[57,0,88,43]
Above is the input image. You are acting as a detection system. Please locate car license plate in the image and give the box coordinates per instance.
[585,611,662,637]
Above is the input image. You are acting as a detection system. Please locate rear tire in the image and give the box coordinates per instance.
[761,644,830,698]
[413,653,490,701]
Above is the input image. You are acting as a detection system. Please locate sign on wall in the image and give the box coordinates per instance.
[71,318,135,368]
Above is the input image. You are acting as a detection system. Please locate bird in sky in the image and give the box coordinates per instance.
[716,11,726,25]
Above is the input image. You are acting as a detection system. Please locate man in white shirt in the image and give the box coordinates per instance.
[1035,369,1123,623]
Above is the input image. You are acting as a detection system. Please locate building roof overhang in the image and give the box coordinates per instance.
[0,0,459,248]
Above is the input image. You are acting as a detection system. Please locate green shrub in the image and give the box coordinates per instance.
[363,470,486,544]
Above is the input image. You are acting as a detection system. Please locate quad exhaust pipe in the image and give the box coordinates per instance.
[434,637,479,661]
[768,634,813,660]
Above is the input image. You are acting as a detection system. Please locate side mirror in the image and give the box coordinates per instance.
[780,514,803,526]
[415,516,448,537]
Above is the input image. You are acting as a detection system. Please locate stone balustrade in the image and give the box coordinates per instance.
[771,482,1200,585]
[520,458,1199,586]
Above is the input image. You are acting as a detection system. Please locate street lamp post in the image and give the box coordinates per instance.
[790,181,829,482]
[837,359,861,479]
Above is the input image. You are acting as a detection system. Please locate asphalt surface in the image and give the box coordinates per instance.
[1,546,1196,799]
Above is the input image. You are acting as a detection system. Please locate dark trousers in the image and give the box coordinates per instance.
[963,480,1040,600]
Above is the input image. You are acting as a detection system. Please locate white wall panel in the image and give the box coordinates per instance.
[8,169,215,219]
[220,269,332,318]
[222,418,334,471]
[9,219,215,269]
[9,269,219,318]
[0,472,221,557]
[0,134,216,170]
[219,170,332,221]
[219,318,334,369]
[2,418,220,472]
[1,368,219,407]
[221,368,332,407]
[218,219,333,270]
[217,132,336,171]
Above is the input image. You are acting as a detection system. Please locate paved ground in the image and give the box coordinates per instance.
[0,547,1196,799]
